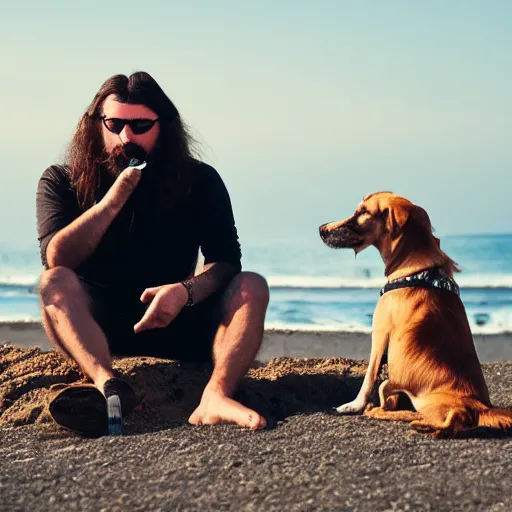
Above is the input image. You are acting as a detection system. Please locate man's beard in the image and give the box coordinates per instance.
[102,143,148,178]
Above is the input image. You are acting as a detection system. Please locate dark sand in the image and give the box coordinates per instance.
[1,325,512,511]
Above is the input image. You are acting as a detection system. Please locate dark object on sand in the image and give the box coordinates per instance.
[48,378,137,437]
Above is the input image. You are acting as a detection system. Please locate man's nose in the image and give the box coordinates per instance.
[119,125,134,143]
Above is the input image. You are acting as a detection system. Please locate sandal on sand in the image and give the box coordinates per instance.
[48,378,137,437]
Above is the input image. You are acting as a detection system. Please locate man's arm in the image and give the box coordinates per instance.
[133,261,239,334]
[185,163,242,303]
[182,261,239,305]
[133,164,242,333]
[46,201,118,269]
[41,167,142,269]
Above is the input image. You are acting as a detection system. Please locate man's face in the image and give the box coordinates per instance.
[101,95,160,155]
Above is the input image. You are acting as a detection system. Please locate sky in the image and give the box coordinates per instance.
[1,0,511,249]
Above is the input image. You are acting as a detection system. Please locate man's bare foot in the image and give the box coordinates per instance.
[188,391,266,430]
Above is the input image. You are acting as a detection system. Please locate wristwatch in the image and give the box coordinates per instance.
[181,280,194,307]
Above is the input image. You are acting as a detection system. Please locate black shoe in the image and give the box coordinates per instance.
[48,378,137,437]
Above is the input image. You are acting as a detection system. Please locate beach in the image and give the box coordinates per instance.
[3,321,512,363]
[1,323,512,511]
[2,0,510,508]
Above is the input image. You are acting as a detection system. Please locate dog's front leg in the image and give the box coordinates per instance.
[335,321,389,414]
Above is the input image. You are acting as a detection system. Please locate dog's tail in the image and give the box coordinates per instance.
[478,407,512,431]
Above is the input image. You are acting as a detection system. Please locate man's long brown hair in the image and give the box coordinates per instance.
[65,71,200,210]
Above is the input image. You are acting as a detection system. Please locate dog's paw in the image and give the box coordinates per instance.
[334,400,366,414]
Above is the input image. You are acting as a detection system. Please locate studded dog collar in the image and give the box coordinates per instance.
[380,267,460,297]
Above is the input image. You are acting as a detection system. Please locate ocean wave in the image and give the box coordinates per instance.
[0,314,40,323]
[2,272,512,293]
[0,315,509,335]
[264,321,511,335]
[0,275,39,288]
[264,321,373,333]
[267,274,512,290]
[0,290,36,299]
[267,276,385,289]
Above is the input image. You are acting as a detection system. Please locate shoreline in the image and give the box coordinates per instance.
[2,321,512,362]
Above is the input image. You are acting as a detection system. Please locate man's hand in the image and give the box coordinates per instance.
[99,166,142,214]
[133,283,189,334]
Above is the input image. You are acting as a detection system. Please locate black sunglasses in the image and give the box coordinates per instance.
[100,116,159,135]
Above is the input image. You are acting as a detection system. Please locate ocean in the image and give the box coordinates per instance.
[1,233,512,335]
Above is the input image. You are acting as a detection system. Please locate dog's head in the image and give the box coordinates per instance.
[319,191,433,256]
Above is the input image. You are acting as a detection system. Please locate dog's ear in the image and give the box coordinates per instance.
[410,206,433,233]
[388,204,433,239]
[386,204,411,238]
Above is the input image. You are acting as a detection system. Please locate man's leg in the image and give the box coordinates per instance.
[39,266,115,391]
[189,271,269,430]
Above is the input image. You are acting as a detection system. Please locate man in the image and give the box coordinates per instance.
[36,72,269,436]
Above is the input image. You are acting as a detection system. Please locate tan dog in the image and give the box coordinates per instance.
[319,191,512,437]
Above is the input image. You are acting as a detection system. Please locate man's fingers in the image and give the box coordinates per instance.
[122,166,143,182]
[113,167,142,196]
[102,167,142,212]
[133,313,155,334]
[133,319,149,334]
[134,299,162,334]
[140,287,160,303]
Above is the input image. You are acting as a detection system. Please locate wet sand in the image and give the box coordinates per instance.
[2,321,512,362]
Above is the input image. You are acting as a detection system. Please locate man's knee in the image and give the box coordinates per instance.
[229,271,270,306]
[39,266,84,307]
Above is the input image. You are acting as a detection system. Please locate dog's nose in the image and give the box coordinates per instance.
[319,224,328,236]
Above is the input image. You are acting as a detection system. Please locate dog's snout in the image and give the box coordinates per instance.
[319,224,328,237]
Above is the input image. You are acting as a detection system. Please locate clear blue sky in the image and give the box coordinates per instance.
[2,1,511,248]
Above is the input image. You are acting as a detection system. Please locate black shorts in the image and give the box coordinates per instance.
[80,279,224,362]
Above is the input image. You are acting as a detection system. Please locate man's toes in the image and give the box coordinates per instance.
[189,396,266,430]
[224,402,261,429]
[247,413,266,430]
[188,408,203,425]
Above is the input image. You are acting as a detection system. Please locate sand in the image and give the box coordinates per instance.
[0,344,369,430]
[2,324,512,510]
